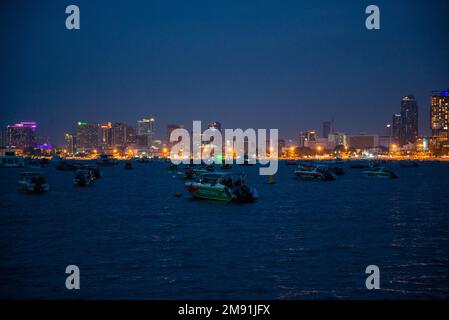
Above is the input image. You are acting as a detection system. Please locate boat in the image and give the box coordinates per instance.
[124,161,133,170]
[185,172,258,203]
[0,150,25,168]
[310,161,345,176]
[294,164,336,181]
[96,153,118,166]
[18,172,50,193]
[167,163,178,173]
[28,158,45,168]
[362,167,398,179]
[330,165,346,176]
[73,169,95,186]
[399,161,419,168]
[84,165,102,179]
[349,160,381,169]
[51,155,63,162]
[176,165,210,180]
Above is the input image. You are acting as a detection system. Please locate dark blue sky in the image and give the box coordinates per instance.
[1,0,448,145]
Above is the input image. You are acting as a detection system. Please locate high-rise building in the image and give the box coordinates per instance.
[430,89,449,138]
[298,132,306,147]
[0,129,5,148]
[100,122,112,147]
[167,124,183,146]
[328,132,347,148]
[64,133,77,154]
[400,95,418,145]
[125,124,136,146]
[322,121,332,139]
[112,122,126,147]
[298,130,317,148]
[76,122,99,152]
[348,134,379,150]
[7,121,37,149]
[137,117,155,148]
[392,114,401,140]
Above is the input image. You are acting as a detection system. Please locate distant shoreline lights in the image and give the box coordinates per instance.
[169,121,279,175]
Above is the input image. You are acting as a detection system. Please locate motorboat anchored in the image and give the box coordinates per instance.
[294,164,336,181]
[18,172,50,193]
[185,172,258,203]
[124,161,133,169]
[73,169,95,186]
[0,150,25,168]
[96,153,118,166]
[176,165,210,180]
[362,167,398,179]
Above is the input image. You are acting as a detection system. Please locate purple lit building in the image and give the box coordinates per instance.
[7,121,37,150]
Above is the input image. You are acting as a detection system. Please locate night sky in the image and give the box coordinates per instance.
[1,0,448,145]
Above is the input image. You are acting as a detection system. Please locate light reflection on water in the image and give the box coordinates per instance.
[0,161,448,299]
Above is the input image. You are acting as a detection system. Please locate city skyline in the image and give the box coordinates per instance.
[1,0,449,145]
[2,88,448,149]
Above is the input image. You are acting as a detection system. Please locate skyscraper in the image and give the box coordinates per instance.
[430,89,449,138]
[76,122,99,152]
[392,114,401,140]
[0,129,5,148]
[64,133,77,154]
[124,124,137,146]
[112,122,126,147]
[7,121,37,150]
[322,121,332,139]
[100,122,112,147]
[400,95,418,145]
[137,117,155,148]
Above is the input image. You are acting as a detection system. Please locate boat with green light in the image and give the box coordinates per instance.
[184,172,258,203]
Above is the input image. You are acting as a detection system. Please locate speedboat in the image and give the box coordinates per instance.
[96,153,118,166]
[18,172,50,193]
[362,167,398,179]
[185,172,258,203]
[311,161,345,176]
[294,164,336,181]
[73,169,95,186]
[124,161,133,169]
[349,160,381,169]
[176,165,210,180]
[167,163,178,173]
[0,150,25,168]
[28,158,45,168]
[85,165,102,179]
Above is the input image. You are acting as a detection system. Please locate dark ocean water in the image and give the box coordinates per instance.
[1,160,449,299]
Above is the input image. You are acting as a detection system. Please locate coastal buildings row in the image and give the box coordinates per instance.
[1,89,448,156]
